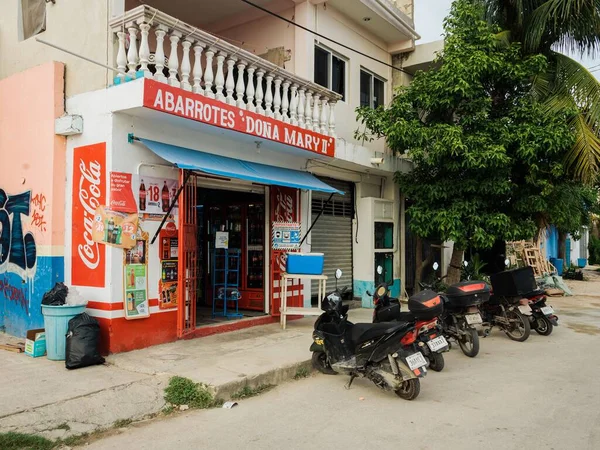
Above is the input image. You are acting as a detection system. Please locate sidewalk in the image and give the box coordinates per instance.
[0,308,372,440]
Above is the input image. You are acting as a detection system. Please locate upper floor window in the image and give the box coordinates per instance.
[360,69,385,108]
[314,45,346,101]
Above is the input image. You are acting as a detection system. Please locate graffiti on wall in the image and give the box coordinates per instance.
[0,189,37,281]
[31,193,48,232]
[0,277,28,314]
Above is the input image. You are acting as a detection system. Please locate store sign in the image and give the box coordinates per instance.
[110,172,137,212]
[143,79,335,158]
[72,143,106,287]
[272,222,301,250]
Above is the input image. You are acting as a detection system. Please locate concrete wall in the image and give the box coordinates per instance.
[0,62,66,336]
[0,0,110,98]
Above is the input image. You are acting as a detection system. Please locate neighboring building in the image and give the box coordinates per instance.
[0,0,418,352]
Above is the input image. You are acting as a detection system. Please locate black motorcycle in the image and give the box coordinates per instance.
[527,291,559,336]
[310,273,427,400]
[370,268,448,372]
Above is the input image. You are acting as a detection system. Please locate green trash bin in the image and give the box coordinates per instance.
[42,304,87,361]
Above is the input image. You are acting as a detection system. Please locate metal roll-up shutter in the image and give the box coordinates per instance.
[310,177,354,300]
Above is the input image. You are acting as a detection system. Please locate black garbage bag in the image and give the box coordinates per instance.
[41,282,68,307]
[65,313,105,370]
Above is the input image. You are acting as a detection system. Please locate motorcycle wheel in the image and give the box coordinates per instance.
[394,378,420,400]
[534,316,554,336]
[428,352,445,372]
[458,325,480,358]
[504,310,531,342]
[311,351,336,375]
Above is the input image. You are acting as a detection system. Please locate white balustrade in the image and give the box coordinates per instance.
[111,6,341,135]
[215,52,226,101]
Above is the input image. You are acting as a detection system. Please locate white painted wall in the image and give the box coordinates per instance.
[0,0,111,98]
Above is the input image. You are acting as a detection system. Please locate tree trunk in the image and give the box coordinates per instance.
[414,237,433,293]
[446,246,464,286]
[592,220,599,239]
[558,231,567,265]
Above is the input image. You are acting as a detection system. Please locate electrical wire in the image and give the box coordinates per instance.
[240,0,412,75]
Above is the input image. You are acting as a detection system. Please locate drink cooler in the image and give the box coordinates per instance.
[286,253,324,275]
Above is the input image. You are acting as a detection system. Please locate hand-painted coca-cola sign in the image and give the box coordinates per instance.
[72,143,106,287]
[142,79,336,158]
[0,189,37,280]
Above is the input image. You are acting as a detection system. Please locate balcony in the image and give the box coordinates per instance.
[109,5,342,138]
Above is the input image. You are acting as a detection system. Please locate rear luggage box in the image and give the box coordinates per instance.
[375,300,401,322]
[408,289,443,320]
[446,281,490,307]
[490,267,537,297]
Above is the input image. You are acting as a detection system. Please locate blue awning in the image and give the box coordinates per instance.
[138,138,343,194]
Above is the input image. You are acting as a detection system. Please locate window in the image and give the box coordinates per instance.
[314,45,346,101]
[360,69,385,108]
[375,222,394,249]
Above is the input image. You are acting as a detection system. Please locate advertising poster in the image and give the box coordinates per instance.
[215,231,229,249]
[133,175,179,218]
[124,264,149,319]
[125,238,146,264]
[92,205,139,249]
[159,280,178,310]
[272,222,301,250]
[161,260,178,282]
[72,142,106,287]
[109,172,137,213]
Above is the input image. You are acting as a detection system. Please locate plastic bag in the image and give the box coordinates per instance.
[65,313,105,370]
[66,286,87,306]
[41,282,68,307]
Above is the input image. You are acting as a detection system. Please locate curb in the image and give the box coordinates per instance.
[211,359,313,400]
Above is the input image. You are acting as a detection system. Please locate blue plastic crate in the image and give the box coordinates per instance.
[286,253,324,275]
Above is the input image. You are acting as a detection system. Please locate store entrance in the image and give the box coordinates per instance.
[195,187,267,326]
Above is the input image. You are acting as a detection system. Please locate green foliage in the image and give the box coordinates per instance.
[164,376,215,409]
[461,254,488,281]
[588,235,600,265]
[231,384,274,400]
[356,0,575,251]
[0,432,54,450]
[294,367,310,379]
[485,0,600,182]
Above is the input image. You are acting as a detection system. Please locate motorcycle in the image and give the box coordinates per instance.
[502,260,559,336]
[310,269,427,400]
[421,262,488,358]
[483,265,534,342]
[371,265,448,372]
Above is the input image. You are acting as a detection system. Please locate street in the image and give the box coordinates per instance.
[85,294,600,450]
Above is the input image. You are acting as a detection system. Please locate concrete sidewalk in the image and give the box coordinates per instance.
[0,308,371,439]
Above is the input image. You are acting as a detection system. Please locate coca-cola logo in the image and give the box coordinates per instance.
[275,191,293,223]
[111,200,126,207]
[77,158,102,270]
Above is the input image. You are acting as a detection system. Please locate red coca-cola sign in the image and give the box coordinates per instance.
[72,143,106,287]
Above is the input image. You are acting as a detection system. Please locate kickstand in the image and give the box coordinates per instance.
[345,374,356,390]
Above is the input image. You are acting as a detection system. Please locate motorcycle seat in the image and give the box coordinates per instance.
[350,321,413,346]
[524,289,545,298]
[397,311,416,322]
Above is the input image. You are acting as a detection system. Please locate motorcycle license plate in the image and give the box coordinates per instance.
[465,313,482,325]
[540,306,554,315]
[518,305,532,314]
[405,352,428,371]
[427,336,448,352]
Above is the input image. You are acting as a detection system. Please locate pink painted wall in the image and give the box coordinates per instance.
[0,61,66,336]
[0,62,66,250]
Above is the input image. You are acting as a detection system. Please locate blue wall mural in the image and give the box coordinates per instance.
[0,189,63,337]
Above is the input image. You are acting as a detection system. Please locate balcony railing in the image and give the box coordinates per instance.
[109,5,342,137]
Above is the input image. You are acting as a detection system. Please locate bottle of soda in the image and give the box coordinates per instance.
[112,224,120,245]
[107,217,115,243]
[139,179,146,211]
[162,181,170,212]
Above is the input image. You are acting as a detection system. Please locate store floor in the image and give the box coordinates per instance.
[195,306,266,326]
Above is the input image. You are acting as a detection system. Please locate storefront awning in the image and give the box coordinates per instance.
[138,138,343,194]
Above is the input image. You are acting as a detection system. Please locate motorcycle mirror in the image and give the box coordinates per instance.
[376,265,383,275]
[433,262,439,271]
[505,258,510,267]
[366,290,372,296]
[464,261,469,267]
[335,269,343,279]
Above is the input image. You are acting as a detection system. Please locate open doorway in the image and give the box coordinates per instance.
[195,187,268,326]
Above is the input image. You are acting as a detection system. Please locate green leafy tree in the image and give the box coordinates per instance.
[356,0,574,284]
[485,0,600,183]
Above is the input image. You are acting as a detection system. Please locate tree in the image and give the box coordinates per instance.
[356,0,574,284]
[485,0,600,183]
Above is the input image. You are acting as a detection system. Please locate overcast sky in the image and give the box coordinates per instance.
[414,0,599,76]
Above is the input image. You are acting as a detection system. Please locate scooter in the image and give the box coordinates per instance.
[371,265,448,371]
[310,269,427,400]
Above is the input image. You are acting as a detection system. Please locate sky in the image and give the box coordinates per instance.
[414,0,600,77]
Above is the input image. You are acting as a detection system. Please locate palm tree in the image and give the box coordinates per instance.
[485,0,600,183]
